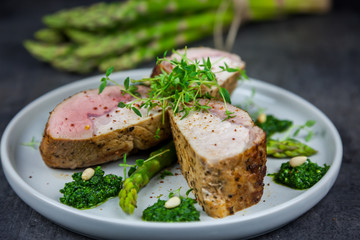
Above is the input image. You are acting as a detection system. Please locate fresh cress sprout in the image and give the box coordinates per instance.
[21,136,40,149]
[160,170,174,179]
[154,127,161,140]
[281,120,316,142]
[99,48,246,123]
[236,88,265,120]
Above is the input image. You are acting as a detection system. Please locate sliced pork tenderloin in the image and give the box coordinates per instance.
[169,99,266,218]
[151,47,245,97]
[40,85,171,169]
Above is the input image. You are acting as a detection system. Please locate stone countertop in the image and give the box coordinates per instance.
[0,0,359,239]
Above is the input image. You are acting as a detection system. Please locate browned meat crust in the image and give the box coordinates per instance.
[168,109,267,218]
[40,111,171,169]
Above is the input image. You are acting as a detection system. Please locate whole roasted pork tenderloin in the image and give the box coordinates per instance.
[169,99,267,218]
[151,47,245,97]
[40,85,171,169]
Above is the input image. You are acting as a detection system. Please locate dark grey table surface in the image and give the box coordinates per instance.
[1,1,359,239]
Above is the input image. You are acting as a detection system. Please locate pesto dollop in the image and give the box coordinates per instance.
[255,114,292,138]
[59,166,122,209]
[142,197,200,222]
[268,159,329,189]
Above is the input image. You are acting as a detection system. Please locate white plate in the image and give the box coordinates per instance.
[1,69,342,240]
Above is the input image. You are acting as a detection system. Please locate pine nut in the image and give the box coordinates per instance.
[257,113,267,123]
[82,168,95,180]
[164,196,181,209]
[290,156,307,167]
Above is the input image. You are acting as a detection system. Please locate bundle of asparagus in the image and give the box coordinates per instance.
[24,0,331,73]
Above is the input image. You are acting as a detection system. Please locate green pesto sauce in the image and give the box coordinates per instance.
[268,159,330,189]
[142,197,200,222]
[255,114,292,138]
[59,166,122,209]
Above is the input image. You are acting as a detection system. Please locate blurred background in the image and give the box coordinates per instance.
[0,0,359,239]
[12,0,354,73]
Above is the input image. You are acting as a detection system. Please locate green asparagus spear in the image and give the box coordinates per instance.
[43,2,123,30]
[75,10,233,59]
[23,40,73,62]
[247,0,331,21]
[34,28,64,44]
[42,0,330,31]
[23,40,96,73]
[51,55,98,73]
[267,138,317,158]
[119,142,177,214]
[98,27,214,72]
[43,0,223,30]
[25,0,331,73]
[64,29,102,44]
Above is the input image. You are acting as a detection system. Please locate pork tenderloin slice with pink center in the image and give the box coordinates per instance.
[169,99,267,218]
[40,85,171,169]
[151,47,245,97]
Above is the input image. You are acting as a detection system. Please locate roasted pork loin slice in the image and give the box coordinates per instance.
[151,47,245,97]
[169,99,267,218]
[40,85,171,169]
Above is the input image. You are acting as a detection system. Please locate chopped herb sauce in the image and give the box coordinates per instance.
[142,197,200,222]
[59,166,122,209]
[255,114,292,138]
[268,159,329,189]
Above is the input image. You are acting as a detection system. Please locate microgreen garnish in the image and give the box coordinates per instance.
[185,188,193,197]
[154,127,161,140]
[236,88,265,120]
[131,106,142,117]
[160,170,174,179]
[99,66,114,94]
[21,137,40,149]
[168,187,182,198]
[121,153,128,179]
[240,69,249,80]
[156,194,164,199]
[100,67,140,101]
[100,48,245,122]
[167,187,194,199]
[281,120,316,142]
[219,62,242,74]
